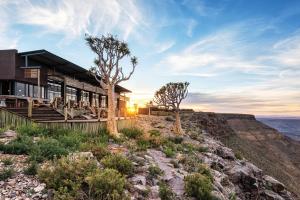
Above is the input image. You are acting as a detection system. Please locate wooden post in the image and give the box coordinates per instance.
[64,107,68,121]
[98,108,101,121]
[70,108,74,119]
[37,68,41,102]
[28,98,32,118]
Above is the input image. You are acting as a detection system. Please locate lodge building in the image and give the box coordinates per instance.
[0,49,130,121]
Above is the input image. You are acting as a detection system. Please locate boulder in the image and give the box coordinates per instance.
[228,164,258,190]
[263,175,285,193]
[261,190,285,200]
[216,146,235,160]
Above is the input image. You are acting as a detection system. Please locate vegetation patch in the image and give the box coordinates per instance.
[159,181,176,200]
[0,168,14,181]
[184,173,213,199]
[2,158,13,166]
[101,154,134,176]
[120,128,144,139]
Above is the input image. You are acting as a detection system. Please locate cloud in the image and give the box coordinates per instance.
[154,40,175,54]
[158,23,268,73]
[186,19,198,37]
[0,2,19,48]
[2,0,144,41]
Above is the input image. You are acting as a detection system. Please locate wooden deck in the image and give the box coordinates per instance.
[0,108,135,133]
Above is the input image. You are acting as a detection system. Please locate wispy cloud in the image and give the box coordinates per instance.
[2,0,145,41]
[0,1,19,48]
[154,40,176,54]
[186,19,198,37]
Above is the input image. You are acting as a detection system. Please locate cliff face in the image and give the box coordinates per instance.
[182,112,300,198]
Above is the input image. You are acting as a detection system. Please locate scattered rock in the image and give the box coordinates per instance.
[264,175,285,193]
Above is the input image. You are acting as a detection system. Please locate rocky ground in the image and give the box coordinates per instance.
[0,115,297,200]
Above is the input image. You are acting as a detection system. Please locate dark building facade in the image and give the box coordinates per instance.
[0,49,130,114]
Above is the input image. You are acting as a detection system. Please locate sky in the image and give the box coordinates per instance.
[1,0,300,117]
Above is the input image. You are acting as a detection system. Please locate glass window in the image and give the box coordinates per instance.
[101,96,106,108]
[66,86,77,102]
[81,91,89,104]
[47,82,61,102]
[15,82,26,97]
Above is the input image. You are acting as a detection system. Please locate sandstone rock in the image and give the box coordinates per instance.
[131,175,146,186]
[216,146,235,160]
[33,184,45,193]
[228,164,258,190]
[0,130,17,138]
[261,190,285,200]
[263,175,285,193]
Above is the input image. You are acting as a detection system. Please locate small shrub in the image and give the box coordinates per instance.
[229,192,237,200]
[148,165,163,179]
[197,164,213,182]
[163,147,175,158]
[0,168,14,181]
[120,128,143,139]
[101,154,134,176]
[136,139,151,151]
[2,158,13,166]
[159,181,176,200]
[169,136,183,144]
[17,124,49,136]
[0,134,33,155]
[184,173,213,199]
[85,168,127,200]
[91,146,111,161]
[198,146,209,153]
[24,161,38,175]
[234,151,243,160]
[179,155,202,172]
[148,129,161,137]
[38,156,98,198]
[32,138,68,162]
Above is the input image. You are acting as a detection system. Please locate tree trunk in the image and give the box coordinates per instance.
[107,84,118,136]
[174,110,183,134]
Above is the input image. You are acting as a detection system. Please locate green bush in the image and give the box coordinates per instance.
[38,156,127,200]
[85,168,127,200]
[120,128,144,139]
[163,147,175,158]
[197,164,213,182]
[24,161,38,175]
[234,151,243,160]
[136,139,151,151]
[30,138,68,162]
[184,173,213,199]
[101,154,134,176]
[148,165,163,179]
[91,146,111,161]
[148,129,161,137]
[0,168,14,181]
[0,134,33,155]
[2,158,13,166]
[38,156,98,198]
[179,155,202,172]
[17,124,49,136]
[159,182,176,200]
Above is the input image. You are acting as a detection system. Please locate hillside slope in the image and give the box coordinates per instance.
[183,112,300,197]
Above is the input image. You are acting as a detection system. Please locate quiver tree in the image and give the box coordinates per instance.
[154,82,189,134]
[86,34,137,136]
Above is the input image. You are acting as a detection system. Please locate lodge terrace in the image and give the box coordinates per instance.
[0,49,134,132]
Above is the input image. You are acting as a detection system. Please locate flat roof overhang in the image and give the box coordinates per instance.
[19,50,131,93]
